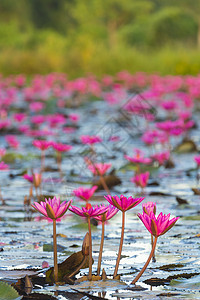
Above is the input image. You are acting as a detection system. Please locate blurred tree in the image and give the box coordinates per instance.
[28,0,76,33]
[0,0,31,27]
[70,0,154,46]
[160,0,200,48]
[150,7,197,46]
[121,6,197,47]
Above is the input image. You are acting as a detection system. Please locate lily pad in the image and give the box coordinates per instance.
[0,281,20,300]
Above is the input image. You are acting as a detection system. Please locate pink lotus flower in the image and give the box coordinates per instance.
[94,204,118,222]
[0,120,11,130]
[142,130,168,146]
[151,151,170,165]
[31,115,46,125]
[52,142,72,152]
[32,196,71,283]
[33,173,42,188]
[88,162,112,176]
[156,120,175,132]
[62,127,76,134]
[32,197,72,221]
[161,100,177,111]
[125,149,151,164]
[131,172,149,188]
[105,193,144,278]
[80,135,102,145]
[5,135,19,149]
[142,202,156,215]
[18,125,30,134]
[15,74,26,87]
[32,140,52,151]
[69,202,108,280]
[73,186,98,202]
[131,210,179,284]
[109,135,120,142]
[29,102,45,112]
[104,194,144,212]
[194,155,200,167]
[0,148,6,157]
[46,114,66,127]
[23,174,33,183]
[69,203,108,218]
[178,111,192,120]
[0,161,9,170]
[94,204,119,275]
[68,113,80,122]
[42,261,49,268]
[13,113,27,123]
[138,211,179,237]
[27,129,54,137]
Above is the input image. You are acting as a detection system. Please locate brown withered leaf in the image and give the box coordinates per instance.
[37,194,55,202]
[164,159,175,169]
[94,174,121,190]
[192,188,200,195]
[75,274,101,283]
[22,293,57,299]
[174,138,198,153]
[149,191,171,196]
[176,196,189,205]
[144,272,200,286]
[157,292,182,297]
[45,251,91,283]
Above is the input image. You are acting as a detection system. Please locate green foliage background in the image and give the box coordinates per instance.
[0,0,200,77]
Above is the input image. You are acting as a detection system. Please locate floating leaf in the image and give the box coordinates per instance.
[144,272,200,286]
[176,196,189,205]
[56,233,67,238]
[0,281,20,300]
[149,191,171,196]
[94,174,121,190]
[43,243,65,252]
[164,159,175,169]
[21,293,57,299]
[158,263,185,271]
[192,188,200,195]
[174,138,198,153]
[0,270,38,279]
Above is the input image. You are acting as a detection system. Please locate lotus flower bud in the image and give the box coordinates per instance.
[46,203,56,219]
[33,173,42,188]
[82,232,89,256]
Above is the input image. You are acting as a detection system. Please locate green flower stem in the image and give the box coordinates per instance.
[97,220,105,275]
[87,217,93,281]
[113,211,125,278]
[53,219,58,283]
[131,236,158,285]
